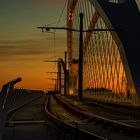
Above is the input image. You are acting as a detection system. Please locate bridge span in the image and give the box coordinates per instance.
[1,86,140,140]
[37,0,140,106]
[66,0,140,106]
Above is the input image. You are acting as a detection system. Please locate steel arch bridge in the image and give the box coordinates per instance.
[67,0,140,106]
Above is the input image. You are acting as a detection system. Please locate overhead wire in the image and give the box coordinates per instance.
[43,1,68,91]
[44,0,68,73]
[56,0,68,27]
[53,0,68,67]
[44,18,66,27]
[46,0,68,60]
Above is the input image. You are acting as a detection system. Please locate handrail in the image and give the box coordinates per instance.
[0,77,22,112]
[0,77,22,140]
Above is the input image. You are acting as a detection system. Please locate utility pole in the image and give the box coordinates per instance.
[38,13,84,101]
[64,51,67,96]
[78,13,83,101]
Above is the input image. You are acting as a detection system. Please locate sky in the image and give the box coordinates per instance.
[0,0,67,91]
[1,0,140,92]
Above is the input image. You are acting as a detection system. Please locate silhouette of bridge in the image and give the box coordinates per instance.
[53,0,140,106]
[1,1,140,139]
[37,0,140,106]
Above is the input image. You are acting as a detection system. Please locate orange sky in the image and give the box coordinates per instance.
[0,0,67,91]
[1,0,139,92]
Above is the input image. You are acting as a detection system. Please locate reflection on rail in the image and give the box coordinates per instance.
[45,94,107,140]
[45,93,140,140]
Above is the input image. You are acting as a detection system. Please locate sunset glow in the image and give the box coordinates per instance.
[0,0,67,91]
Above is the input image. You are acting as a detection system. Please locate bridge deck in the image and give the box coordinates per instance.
[60,95,140,129]
[3,95,51,140]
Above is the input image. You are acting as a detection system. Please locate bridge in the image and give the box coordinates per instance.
[1,0,140,139]
[65,0,140,106]
[38,0,140,106]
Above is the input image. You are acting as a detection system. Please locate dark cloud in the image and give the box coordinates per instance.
[0,43,46,58]
[0,45,50,56]
[0,39,40,45]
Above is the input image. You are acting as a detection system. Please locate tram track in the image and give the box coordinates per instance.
[2,89,140,140]
[65,95,140,120]
[3,91,102,140]
[45,94,106,140]
[1,89,65,140]
[84,98,140,120]
[81,96,140,128]
[48,94,140,140]
[6,94,48,125]
[4,94,74,140]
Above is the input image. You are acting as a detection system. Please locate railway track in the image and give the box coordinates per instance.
[84,97,140,120]
[45,94,106,140]
[4,95,56,140]
[1,87,140,140]
[47,94,140,140]
[63,95,140,128]
[4,94,78,140]
[66,95,140,120]
[3,90,104,140]
[0,84,52,139]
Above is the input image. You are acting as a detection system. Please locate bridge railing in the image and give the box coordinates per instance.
[0,77,22,112]
[0,77,21,140]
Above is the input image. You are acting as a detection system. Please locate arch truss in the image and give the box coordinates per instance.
[67,0,140,106]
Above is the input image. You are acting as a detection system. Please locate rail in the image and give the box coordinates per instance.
[44,94,106,140]
[53,94,140,138]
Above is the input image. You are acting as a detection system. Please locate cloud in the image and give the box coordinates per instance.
[0,39,39,45]
[0,45,50,56]
[0,39,52,58]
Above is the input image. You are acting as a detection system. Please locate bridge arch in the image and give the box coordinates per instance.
[67,0,140,106]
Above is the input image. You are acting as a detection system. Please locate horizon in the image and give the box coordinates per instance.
[0,0,67,91]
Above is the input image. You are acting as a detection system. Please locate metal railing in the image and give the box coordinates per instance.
[0,77,21,140]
